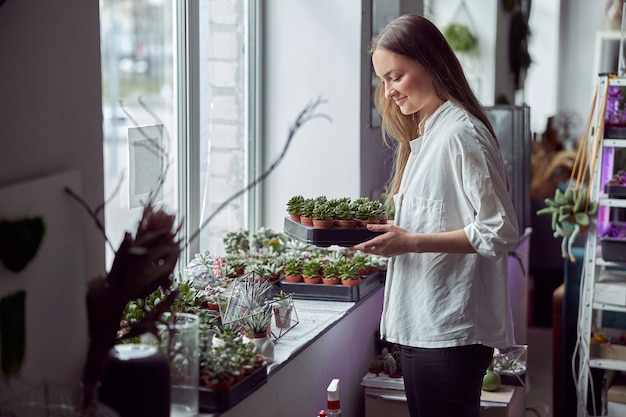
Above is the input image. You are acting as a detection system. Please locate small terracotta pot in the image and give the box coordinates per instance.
[289,213,301,222]
[203,375,234,390]
[312,219,335,229]
[322,277,341,285]
[336,219,358,229]
[358,220,380,228]
[284,274,303,283]
[341,277,361,286]
[300,216,314,227]
[303,276,322,284]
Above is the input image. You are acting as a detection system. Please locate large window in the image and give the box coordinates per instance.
[100,0,255,268]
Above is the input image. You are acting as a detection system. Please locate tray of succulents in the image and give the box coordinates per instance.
[279,270,385,302]
[199,364,268,413]
[283,217,383,247]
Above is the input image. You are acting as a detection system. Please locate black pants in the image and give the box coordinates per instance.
[401,344,494,417]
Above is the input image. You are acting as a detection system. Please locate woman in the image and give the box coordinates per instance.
[353,15,519,417]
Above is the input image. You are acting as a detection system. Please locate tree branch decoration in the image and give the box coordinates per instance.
[185,96,331,247]
[62,96,330,412]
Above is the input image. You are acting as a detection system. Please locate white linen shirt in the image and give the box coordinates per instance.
[379,101,519,349]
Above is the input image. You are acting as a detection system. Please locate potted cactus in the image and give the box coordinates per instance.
[283,258,303,283]
[334,200,357,228]
[312,200,335,229]
[287,195,305,222]
[302,259,323,284]
[339,259,360,286]
[300,198,316,226]
[322,261,341,285]
[355,200,383,227]
[271,290,294,328]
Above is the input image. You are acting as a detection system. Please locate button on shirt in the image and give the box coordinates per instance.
[380,101,519,349]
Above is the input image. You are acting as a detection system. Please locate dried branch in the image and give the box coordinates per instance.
[185,96,331,248]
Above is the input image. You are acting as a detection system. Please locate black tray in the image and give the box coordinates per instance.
[605,126,626,139]
[601,222,626,263]
[283,217,383,247]
[606,184,626,198]
[601,238,626,262]
[278,271,384,302]
[199,364,267,413]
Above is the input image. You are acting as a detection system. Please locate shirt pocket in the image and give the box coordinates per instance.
[402,195,444,233]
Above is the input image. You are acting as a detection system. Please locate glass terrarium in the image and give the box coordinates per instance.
[493,344,528,386]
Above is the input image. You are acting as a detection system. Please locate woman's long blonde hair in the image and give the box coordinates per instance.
[370,15,498,207]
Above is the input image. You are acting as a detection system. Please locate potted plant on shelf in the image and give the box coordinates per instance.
[287,195,305,222]
[322,261,341,285]
[223,229,250,254]
[241,304,274,363]
[339,259,361,286]
[200,346,236,390]
[536,186,598,262]
[224,254,247,277]
[351,252,370,276]
[334,200,358,228]
[271,290,294,328]
[302,259,323,284]
[283,258,303,283]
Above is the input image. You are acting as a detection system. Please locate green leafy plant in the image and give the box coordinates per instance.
[271,290,293,308]
[334,200,356,221]
[243,304,272,336]
[283,258,303,276]
[536,187,598,262]
[302,259,323,279]
[287,195,305,215]
[312,201,334,221]
[300,198,316,218]
[223,229,250,254]
[322,261,341,280]
[338,260,359,281]
[443,23,478,53]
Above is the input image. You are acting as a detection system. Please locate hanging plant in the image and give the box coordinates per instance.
[536,78,611,262]
[443,23,478,53]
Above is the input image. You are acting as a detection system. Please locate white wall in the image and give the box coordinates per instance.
[428,0,499,105]
[557,1,605,140]
[0,0,105,399]
[260,1,363,232]
[525,0,560,134]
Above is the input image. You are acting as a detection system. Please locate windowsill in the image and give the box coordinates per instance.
[200,281,385,416]
[268,288,379,375]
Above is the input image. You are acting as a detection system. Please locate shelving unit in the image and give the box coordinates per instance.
[576,74,626,416]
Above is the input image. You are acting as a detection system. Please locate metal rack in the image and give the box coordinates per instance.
[576,73,626,416]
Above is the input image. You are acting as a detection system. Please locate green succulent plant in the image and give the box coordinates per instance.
[536,186,598,262]
[300,198,316,218]
[283,258,303,276]
[312,201,334,221]
[287,195,305,215]
[302,259,323,278]
[334,201,356,221]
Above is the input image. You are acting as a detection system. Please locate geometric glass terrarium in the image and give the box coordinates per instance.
[219,272,274,332]
[218,272,299,342]
[269,291,299,342]
[493,344,528,386]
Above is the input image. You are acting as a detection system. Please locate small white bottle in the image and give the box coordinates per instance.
[326,378,341,417]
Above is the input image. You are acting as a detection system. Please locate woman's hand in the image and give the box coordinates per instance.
[352,224,475,257]
[351,223,417,257]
